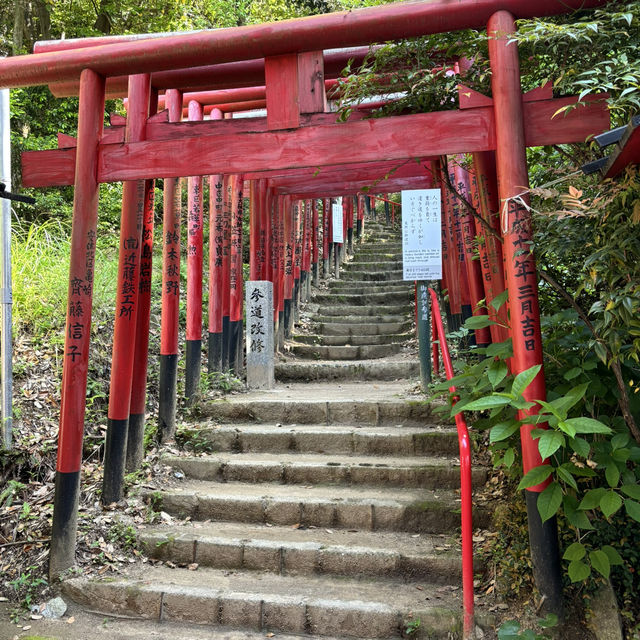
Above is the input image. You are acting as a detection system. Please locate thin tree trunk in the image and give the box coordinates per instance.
[12,0,25,55]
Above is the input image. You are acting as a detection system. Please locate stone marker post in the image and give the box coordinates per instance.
[246,281,274,389]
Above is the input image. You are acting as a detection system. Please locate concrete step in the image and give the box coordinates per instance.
[275,359,420,381]
[144,480,485,534]
[357,242,402,252]
[140,522,465,583]
[292,332,411,346]
[345,260,403,270]
[350,253,401,263]
[312,314,409,325]
[176,423,459,457]
[199,397,436,426]
[341,269,403,281]
[162,452,486,489]
[313,291,410,306]
[62,566,463,638]
[313,304,409,317]
[290,342,403,360]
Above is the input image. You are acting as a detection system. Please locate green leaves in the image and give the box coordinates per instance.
[568,560,591,582]
[537,482,563,522]
[518,465,553,490]
[600,491,623,519]
[536,431,565,458]
[490,420,520,443]
[511,365,542,398]
[561,417,612,435]
[563,542,586,561]
[488,359,508,388]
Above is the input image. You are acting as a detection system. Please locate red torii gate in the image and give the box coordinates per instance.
[3,0,612,633]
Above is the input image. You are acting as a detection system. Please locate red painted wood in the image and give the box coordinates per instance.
[160,89,183,356]
[294,200,302,281]
[441,163,461,315]
[230,174,244,323]
[108,74,151,421]
[312,199,319,268]
[604,121,640,178]
[262,180,272,283]
[187,100,204,342]
[208,172,224,334]
[109,113,126,126]
[322,198,330,261]
[489,10,547,485]
[57,133,77,148]
[453,159,491,345]
[283,175,433,198]
[298,51,326,114]
[265,54,300,130]
[47,47,373,99]
[221,175,233,321]
[457,84,493,109]
[57,69,105,473]
[302,200,312,272]
[523,81,553,102]
[22,96,609,188]
[283,196,294,302]
[5,0,608,89]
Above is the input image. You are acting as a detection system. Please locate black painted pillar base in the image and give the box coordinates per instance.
[228,320,239,375]
[185,339,201,403]
[323,258,330,278]
[356,219,362,241]
[159,353,178,442]
[452,313,463,332]
[347,228,353,255]
[461,304,476,347]
[102,417,128,504]
[284,298,293,338]
[334,248,340,278]
[300,271,308,303]
[50,470,80,580]
[313,262,319,286]
[525,490,564,619]
[126,412,145,472]
[231,319,243,374]
[384,201,390,225]
[221,315,231,371]
[293,278,300,321]
[208,331,223,373]
[278,310,284,351]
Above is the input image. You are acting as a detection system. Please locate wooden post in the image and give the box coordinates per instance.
[185,99,204,402]
[221,174,232,370]
[102,73,151,504]
[489,9,562,617]
[322,198,330,277]
[312,199,319,286]
[229,174,244,374]
[283,196,294,338]
[50,68,105,579]
[127,87,158,472]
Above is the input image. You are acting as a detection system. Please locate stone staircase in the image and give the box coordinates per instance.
[60,221,488,639]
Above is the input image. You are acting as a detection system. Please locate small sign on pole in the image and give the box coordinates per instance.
[246,280,274,389]
[401,189,442,281]
[332,197,343,244]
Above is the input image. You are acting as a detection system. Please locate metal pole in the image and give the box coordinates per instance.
[488,10,563,618]
[0,88,12,449]
[50,69,105,579]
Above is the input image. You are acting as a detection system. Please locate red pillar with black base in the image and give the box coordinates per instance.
[312,199,319,285]
[185,99,204,402]
[228,175,244,374]
[102,73,151,504]
[489,10,562,617]
[50,68,105,579]
[283,197,295,337]
[322,198,330,277]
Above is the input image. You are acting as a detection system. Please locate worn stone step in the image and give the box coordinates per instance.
[290,342,402,360]
[312,314,409,325]
[162,452,485,489]
[199,396,436,426]
[292,332,411,346]
[176,423,459,457]
[357,242,402,252]
[275,359,420,381]
[314,319,411,335]
[345,260,403,270]
[62,566,463,638]
[145,480,484,534]
[313,304,408,317]
[341,269,403,281]
[140,522,465,583]
[313,292,410,306]
[326,283,410,295]
[350,253,401,263]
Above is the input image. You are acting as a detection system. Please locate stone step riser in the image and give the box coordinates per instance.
[313,305,408,317]
[314,314,408,324]
[313,293,410,305]
[275,361,420,382]
[326,286,410,295]
[292,333,410,346]
[141,532,462,584]
[154,491,476,535]
[177,428,459,457]
[316,321,411,335]
[200,400,436,427]
[62,578,460,639]
[341,271,403,281]
[165,456,485,490]
[290,343,402,360]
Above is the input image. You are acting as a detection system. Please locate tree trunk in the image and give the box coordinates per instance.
[12,0,25,55]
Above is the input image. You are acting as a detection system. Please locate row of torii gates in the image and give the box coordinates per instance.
[2,0,612,622]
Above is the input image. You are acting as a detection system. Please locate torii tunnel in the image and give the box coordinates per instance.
[2,0,612,627]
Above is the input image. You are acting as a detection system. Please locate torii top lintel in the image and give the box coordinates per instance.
[0,0,611,90]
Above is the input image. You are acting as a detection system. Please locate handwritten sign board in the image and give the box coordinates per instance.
[401,189,442,281]
[332,197,344,244]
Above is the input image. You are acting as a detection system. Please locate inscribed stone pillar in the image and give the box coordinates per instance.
[246,281,274,389]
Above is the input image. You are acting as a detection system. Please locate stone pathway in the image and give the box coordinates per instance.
[57,221,488,639]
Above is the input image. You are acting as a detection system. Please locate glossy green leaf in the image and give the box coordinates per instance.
[464,315,494,329]
[579,488,607,510]
[589,550,610,578]
[605,463,620,488]
[568,559,590,582]
[490,290,508,312]
[488,359,508,388]
[490,420,520,443]
[537,431,565,458]
[563,542,586,561]
[518,465,553,490]
[537,482,563,522]
[556,465,578,490]
[600,491,623,518]
[511,365,542,398]
[601,545,623,566]
[620,484,640,500]
[452,395,511,415]
[503,447,516,468]
[569,437,590,458]
[625,499,640,523]
[563,417,612,434]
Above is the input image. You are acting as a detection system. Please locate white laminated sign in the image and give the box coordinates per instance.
[332,197,344,244]
[401,189,442,281]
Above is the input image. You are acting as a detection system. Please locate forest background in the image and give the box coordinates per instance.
[1,0,640,637]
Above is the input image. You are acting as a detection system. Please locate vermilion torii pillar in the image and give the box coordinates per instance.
[159,89,182,441]
[228,174,244,374]
[185,99,204,402]
[50,68,105,579]
[102,73,151,504]
[322,198,330,277]
[311,199,319,286]
[489,10,562,617]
